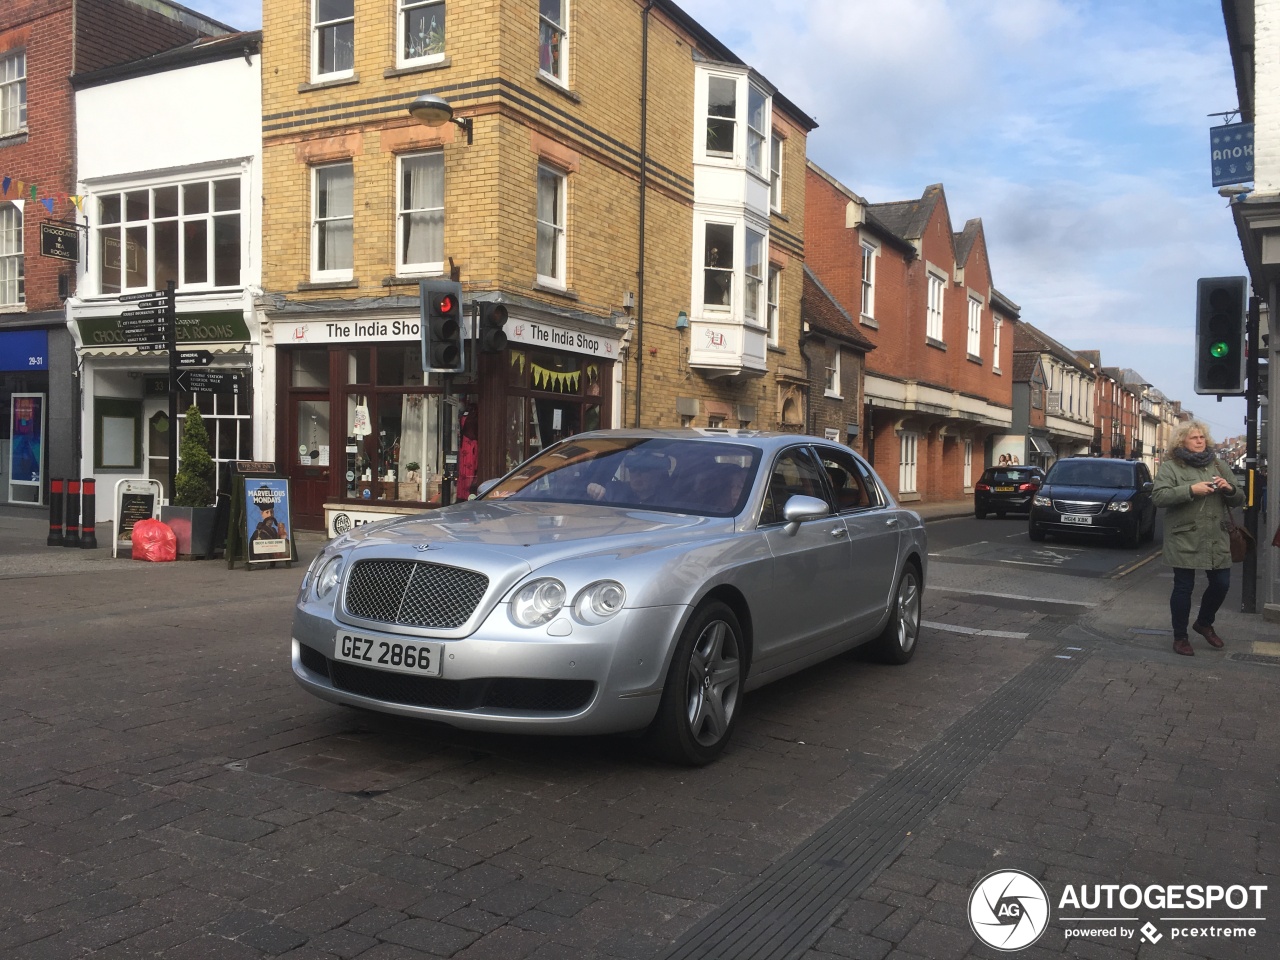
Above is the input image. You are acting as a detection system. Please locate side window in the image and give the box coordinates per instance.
[816,447,881,513]
[761,447,826,525]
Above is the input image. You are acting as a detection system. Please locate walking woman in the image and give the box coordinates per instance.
[1152,420,1245,655]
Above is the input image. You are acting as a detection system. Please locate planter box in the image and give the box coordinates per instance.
[160,505,218,558]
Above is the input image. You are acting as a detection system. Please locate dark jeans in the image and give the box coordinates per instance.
[1170,567,1231,637]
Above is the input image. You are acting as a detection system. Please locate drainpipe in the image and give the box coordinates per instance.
[634,0,654,427]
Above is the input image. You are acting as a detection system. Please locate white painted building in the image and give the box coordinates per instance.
[66,33,264,520]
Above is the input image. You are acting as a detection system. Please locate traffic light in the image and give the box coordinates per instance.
[420,278,465,373]
[1194,276,1247,396]
[478,302,509,353]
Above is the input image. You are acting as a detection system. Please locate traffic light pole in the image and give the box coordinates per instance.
[165,280,178,502]
[1242,295,1261,614]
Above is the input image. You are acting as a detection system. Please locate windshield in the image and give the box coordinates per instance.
[1047,461,1135,488]
[481,437,762,516]
[982,469,1039,484]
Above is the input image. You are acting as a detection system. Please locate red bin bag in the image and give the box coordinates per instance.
[131,518,177,562]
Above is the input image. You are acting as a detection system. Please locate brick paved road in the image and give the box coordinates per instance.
[0,514,1276,959]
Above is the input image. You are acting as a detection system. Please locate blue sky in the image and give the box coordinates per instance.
[199,0,1248,441]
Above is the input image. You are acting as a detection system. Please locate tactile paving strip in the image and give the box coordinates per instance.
[658,645,1090,960]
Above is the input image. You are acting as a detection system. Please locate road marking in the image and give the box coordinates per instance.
[930,587,1096,607]
[923,620,1029,639]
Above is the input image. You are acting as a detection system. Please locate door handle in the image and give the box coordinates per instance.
[885,518,898,527]
[831,527,847,538]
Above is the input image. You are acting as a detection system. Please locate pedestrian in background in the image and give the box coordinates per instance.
[1152,420,1245,656]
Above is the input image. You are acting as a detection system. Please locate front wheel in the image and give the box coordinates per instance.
[1029,525,1046,542]
[644,601,744,766]
[869,564,922,665]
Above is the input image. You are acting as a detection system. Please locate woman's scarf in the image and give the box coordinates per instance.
[1172,446,1215,469]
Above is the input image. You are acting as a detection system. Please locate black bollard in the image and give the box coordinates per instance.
[63,479,81,547]
[80,478,97,549]
[47,478,65,547]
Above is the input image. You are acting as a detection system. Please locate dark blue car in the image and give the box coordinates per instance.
[1028,457,1156,547]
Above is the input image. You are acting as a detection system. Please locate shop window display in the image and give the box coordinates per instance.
[504,347,602,473]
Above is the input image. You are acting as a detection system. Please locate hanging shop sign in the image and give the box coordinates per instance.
[1210,123,1254,187]
[39,221,81,262]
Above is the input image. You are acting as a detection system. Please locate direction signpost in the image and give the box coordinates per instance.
[175,350,214,367]
[175,369,243,395]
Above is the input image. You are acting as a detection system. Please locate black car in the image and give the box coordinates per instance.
[974,466,1045,518]
[1028,457,1156,547]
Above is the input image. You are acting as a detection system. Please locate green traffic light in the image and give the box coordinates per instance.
[1210,341,1230,358]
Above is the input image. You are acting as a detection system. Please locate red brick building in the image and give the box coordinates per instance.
[805,167,1017,503]
[0,0,228,499]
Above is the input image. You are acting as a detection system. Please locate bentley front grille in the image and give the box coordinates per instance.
[344,559,489,629]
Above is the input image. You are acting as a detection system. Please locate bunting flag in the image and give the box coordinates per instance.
[0,172,83,214]
[530,361,580,393]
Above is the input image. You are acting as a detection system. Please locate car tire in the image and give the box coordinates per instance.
[869,563,922,665]
[1141,511,1156,543]
[975,507,987,519]
[1029,525,1046,542]
[996,510,1006,519]
[644,600,743,766]
[1122,521,1140,549]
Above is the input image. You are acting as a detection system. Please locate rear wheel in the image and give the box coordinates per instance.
[996,510,1007,519]
[975,507,987,519]
[644,601,743,766]
[869,564,921,665]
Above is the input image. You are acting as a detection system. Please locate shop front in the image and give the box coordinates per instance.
[273,304,619,535]
[69,297,261,521]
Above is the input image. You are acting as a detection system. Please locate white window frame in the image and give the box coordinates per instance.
[967,295,981,357]
[899,431,918,494]
[396,151,445,276]
[744,227,765,328]
[746,85,768,178]
[398,0,445,68]
[92,174,245,295]
[539,0,569,87]
[0,201,22,307]
[769,133,783,210]
[825,347,842,398]
[0,50,26,137]
[963,439,973,489]
[312,0,355,82]
[926,271,944,342]
[992,316,1002,372]
[536,163,566,288]
[700,218,735,314]
[766,264,780,345]
[860,240,878,321]
[312,162,354,282]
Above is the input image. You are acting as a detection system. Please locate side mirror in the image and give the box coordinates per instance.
[782,494,830,534]
[1142,481,1153,494]
[475,478,500,497]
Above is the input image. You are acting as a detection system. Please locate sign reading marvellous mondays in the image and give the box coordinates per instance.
[1211,123,1254,187]
[279,316,619,358]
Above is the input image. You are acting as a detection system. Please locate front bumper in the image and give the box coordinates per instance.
[1029,507,1133,537]
[291,603,688,736]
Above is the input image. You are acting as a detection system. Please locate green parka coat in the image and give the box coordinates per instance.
[1151,455,1245,570]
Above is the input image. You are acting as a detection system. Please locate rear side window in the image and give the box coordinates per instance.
[814,446,881,513]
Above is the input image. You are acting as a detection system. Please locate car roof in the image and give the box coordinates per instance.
[567,428,861,457]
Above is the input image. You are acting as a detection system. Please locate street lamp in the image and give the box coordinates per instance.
[407,94,473,144]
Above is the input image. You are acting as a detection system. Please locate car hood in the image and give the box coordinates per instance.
[1041,482,1133,503]
[338,500,736,569]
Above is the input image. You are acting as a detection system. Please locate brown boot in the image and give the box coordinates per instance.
[1192,622,1225,648]
[1173,636,1194,656]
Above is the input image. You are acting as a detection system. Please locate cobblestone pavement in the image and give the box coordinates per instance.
[0,507,1276,959]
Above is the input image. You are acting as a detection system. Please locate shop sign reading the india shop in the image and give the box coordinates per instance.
[283,316,617,358]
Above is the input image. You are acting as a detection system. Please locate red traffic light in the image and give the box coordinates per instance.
[434,294,456,315]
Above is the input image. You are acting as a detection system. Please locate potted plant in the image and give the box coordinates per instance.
[161,404,218,558]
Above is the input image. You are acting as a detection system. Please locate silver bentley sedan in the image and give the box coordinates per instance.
[292,430,927,764]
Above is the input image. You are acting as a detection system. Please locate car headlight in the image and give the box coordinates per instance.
[573,580,626,624]
[1033,495,1051,507]
[314,555,345,601]
[1107,501,1132,512]
[510,578,566,627]
[298,552,325,600]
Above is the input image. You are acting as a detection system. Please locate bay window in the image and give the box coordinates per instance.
[702,223,734,310]
[744,229,764,325]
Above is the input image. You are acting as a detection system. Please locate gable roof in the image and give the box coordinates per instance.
[802,266,876,352]
[1012,352,1043,382]
[953,218,982,267]
[1013,322,1095,376]
[866,183,944,242]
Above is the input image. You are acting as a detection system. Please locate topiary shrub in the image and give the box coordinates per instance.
[173,404,216,507]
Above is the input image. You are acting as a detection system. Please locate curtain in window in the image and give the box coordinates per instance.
[317,164,353,271]
[537,169,561,278]
[0,202,22,306]
[401,154,444,266]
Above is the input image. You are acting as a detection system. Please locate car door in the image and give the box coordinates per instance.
[745,446,854,675]
[814,445,901,635]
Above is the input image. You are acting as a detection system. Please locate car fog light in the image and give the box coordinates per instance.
[315,556,345,601]
[1106,501,1132,512]
[573,580,626,624]
[511,578,566,627]
[1033,495,1051,507]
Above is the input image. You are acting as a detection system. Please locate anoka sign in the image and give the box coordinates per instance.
[1210,123,1254,187]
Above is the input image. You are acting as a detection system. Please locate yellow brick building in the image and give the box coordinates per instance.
[260,0,817,530]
